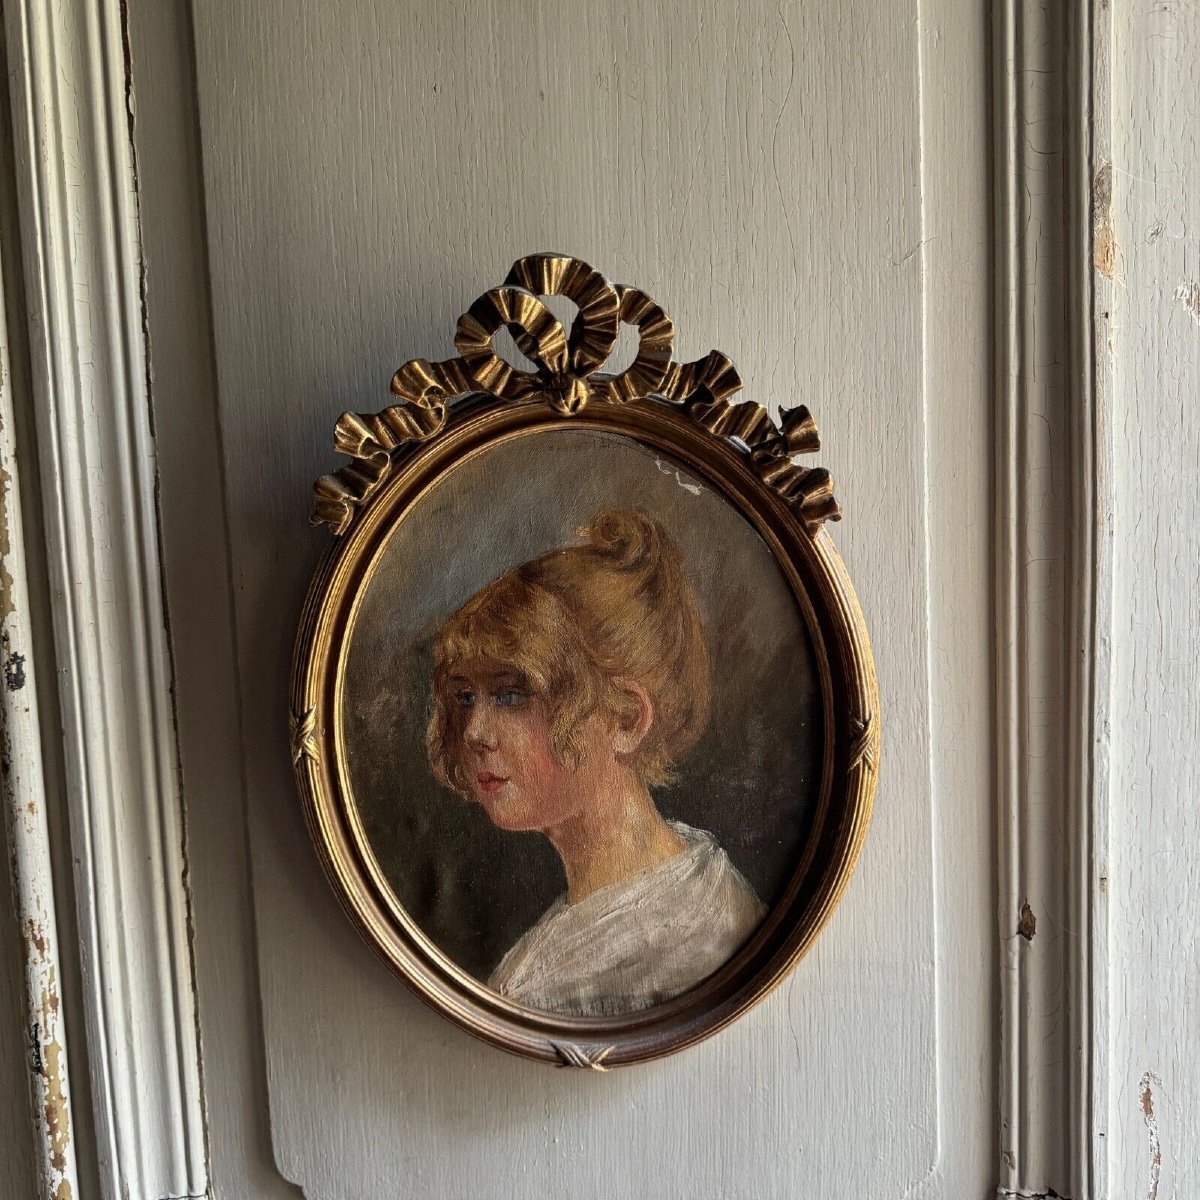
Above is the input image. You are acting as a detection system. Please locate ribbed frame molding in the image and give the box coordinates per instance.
[3,0,208,1196]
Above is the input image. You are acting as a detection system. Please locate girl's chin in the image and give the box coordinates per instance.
[476,793,541,833]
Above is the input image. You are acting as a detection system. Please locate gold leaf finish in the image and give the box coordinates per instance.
[849,711,880,778]
[310,254,841,534]
[595,285,675,405]
[551,1042,614,1072]
[504,253,621,376]
[290,707,319,767]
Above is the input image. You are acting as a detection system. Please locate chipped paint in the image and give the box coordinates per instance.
[4,648,26,689]
[0,463,16,623]
[42,1035,70,1172]
[16,899,76,1196]
[1093,162,1116,280]
[29,1021,45,1075]
[1017,900,1037,941]
[1140,1071,1162,1200]
[654,457,702,496]
[26,916,47,957]
[22,916,73,1177]
[1173,281,1200,328]
[0,346,14,623]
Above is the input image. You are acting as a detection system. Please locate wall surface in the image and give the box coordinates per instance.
[1107,3,1200,1196]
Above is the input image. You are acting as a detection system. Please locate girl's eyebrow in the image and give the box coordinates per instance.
[488,669,528,687]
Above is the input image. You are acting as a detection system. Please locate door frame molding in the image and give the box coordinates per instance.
[0,179,82,1200]
[2,1,208,1197]
[2,0,1109,1196]
[994,2,1111,1198]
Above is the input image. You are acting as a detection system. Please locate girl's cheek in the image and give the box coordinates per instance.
[521,731,558,775]
[519,720,565,779]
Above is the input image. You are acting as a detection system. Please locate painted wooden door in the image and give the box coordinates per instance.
[6,2,1194,1198]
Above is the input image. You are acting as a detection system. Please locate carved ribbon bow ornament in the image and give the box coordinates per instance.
[312,253,840,536]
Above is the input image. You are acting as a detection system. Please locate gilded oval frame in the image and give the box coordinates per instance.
[290,255,878,1068]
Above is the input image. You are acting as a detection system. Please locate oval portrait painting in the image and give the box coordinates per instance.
[342,428,820,1017]
[292,255,877,1066]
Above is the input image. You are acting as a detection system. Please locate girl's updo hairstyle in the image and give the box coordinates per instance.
[427,509,711,791]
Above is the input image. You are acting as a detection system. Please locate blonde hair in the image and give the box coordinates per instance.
[427,509,711,791]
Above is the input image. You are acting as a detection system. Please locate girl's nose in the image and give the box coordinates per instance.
[464,704,497,752]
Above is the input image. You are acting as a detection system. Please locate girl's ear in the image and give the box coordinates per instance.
[612,681,654,757]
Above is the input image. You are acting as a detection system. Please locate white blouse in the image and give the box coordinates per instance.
[488,821,767,1016]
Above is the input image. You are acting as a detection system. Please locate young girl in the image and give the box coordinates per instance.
[426,509,766,1016]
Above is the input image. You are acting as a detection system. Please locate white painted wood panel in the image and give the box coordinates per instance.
[185,2,949,1197]
[1106,3,1200,1197]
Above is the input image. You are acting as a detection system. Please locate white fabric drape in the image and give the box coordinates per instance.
[489,822,767,1016]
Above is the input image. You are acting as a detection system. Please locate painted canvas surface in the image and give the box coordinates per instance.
[342,428,823,1016]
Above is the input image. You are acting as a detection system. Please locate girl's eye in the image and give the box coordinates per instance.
[454,689,475,707]
[494,689,527,708]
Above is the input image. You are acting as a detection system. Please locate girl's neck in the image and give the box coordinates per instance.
[542,767,687,905]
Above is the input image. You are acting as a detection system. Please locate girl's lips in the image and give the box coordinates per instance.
[477,773,509,794]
